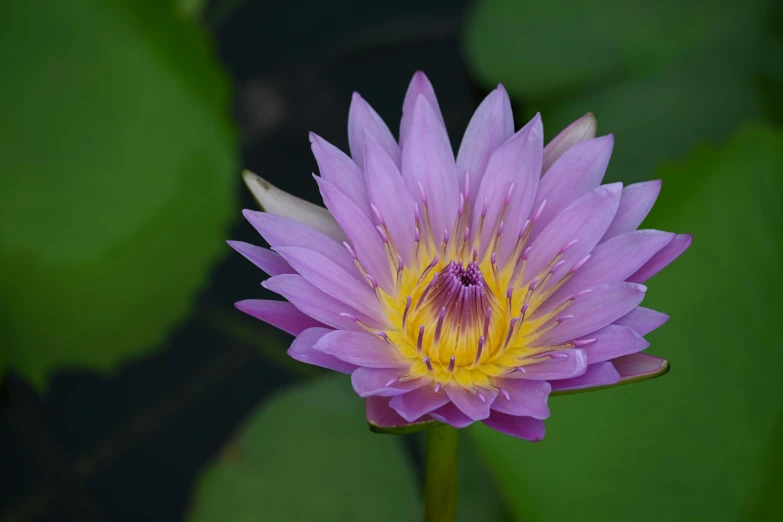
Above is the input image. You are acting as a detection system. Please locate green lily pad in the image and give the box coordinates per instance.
[188,376,420,522]
[470,126,783,522]
[0,0,236,390]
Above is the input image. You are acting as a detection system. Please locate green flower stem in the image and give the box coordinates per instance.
[424,425,459,522]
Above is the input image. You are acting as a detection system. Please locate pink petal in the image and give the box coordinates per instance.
[471,114,542,263]
[430,402,475,428]
[490,378,551,419]
[550,361,621,391]
[602,180,662,241]
[351,367,425,397]
[530,135,614,242]
[399,71,443,148]
[542,113,597,174]
[481,412,546,441]
[314,330,409,369]
[364,133,417,264]
[612,353,669,380]
[505,348,588,381]
[524,183,622,287]
[455,86,514,206]
[401,95,459,245]
[287,327,357,374]
[576,325,650,364]
[614,307,669,336]
[348,92,400,170]
[316,176,394,292]
[628,234,692,283]
[227,240,293,276]
[445,384,497,421]
[310,133,372,217]
[389,384,450,422]
[235,299,324,336]
[263,274,387,331]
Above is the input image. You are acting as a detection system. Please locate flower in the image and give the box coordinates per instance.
[230,71,691,440]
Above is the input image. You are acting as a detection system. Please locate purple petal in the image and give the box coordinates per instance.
[490,378,551,419]
[235,299,324,336]
[227,240,293,276]
[612,353,669,381]
[314,330,409,369]
[351,367,426,397]
[530,135,614,241]
[524,183,622,287]
[471,114,542,263]
[316,177,394,292]
[505,348,588,381]
[263,274,388,331]
[445,385,497,421]
[288,327,358,374]
[456,86,514,205]
[364,133,417,264]
[348,92,400,170]
[550,361,621,391]
[576,325,650,364]
[614,307,669,336]
[399,71,443,148]
[535,282,647,346]
[272,246,385,319]
[430,402,475,428]
[310,133,372,217]
[542,113,597,174]
[366,396,425,427]
[389,384,450,422]
[242,210,360,282]
[602,180,662,241]
[481,412,546,441]
[540,230,673,312]
[401,95,459,244]
[628,234,692,283]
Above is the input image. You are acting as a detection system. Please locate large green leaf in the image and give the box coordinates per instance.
[470,126,783,522]
[188,376,420,522]
[0,0,236,389]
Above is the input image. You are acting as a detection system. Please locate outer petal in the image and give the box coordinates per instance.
[243,170,345,242]
[456,86,514,205]
[505,348,588,380]
[575,325,649,364]
[490,378,551,419]
[243,210,360,282]
[263,274,388,331]
[316,176,394,292]
[227,240,293,276]
[351,367,426,397]
[524,183,622,287]
[614,307,669,336]
[366,396,440,434]
[389,384,450,422]
[235,299,324,336]
[348,93,400,170]
[542,113,597,174]
[430,403,475,428]
[628,234,693,283]
[399,71,443,148]
[531,135,614,241]
[364,133,417,264]
[445,384,497,421]
[287,327,357,374]
[612,353,669,381]
[401,95,459,244]
[535,282,647,346]
[481,412,546,441]
[314,330,409,369]
[310,133,372,217]
[550,361,621,391]
[471,114,542,262]
[602,180,662,241]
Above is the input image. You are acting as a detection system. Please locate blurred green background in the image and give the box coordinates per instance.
[0,0,780,521]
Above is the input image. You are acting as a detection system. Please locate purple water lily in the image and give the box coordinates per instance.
[230,71,691,440]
